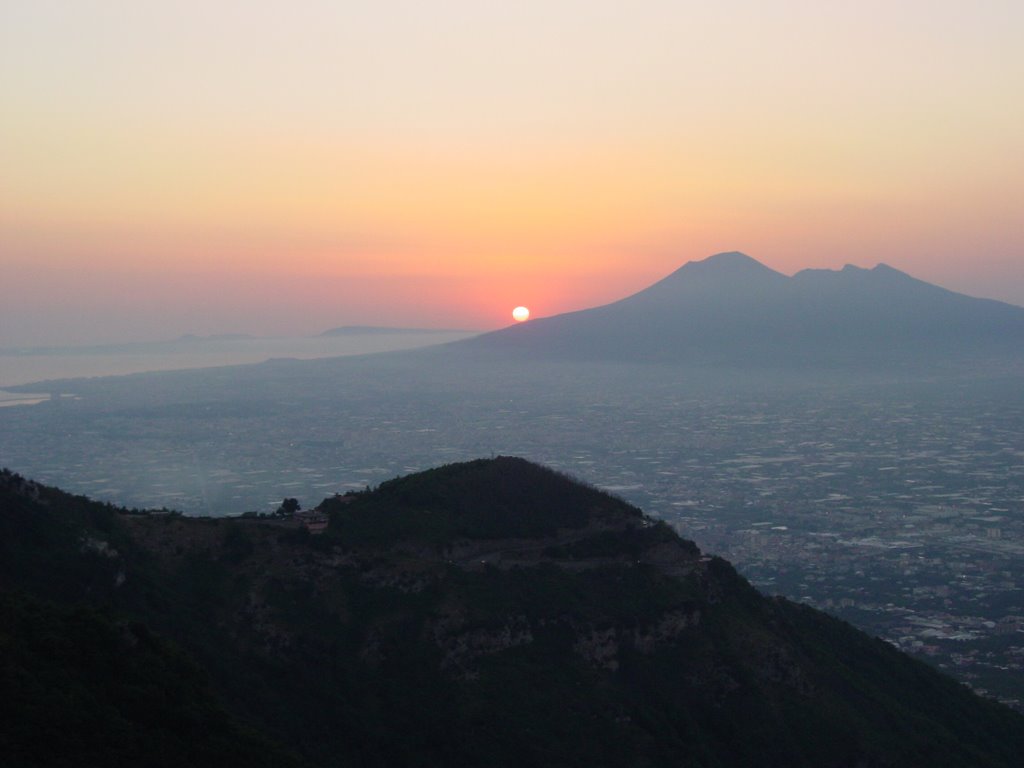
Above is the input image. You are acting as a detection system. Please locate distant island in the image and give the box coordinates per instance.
[318,325,477,336]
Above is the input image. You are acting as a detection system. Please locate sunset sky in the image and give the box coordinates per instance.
[2,1,1022,345]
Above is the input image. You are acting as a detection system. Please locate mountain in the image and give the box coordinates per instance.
[3,460,1024,767]
[459,252,1024,369]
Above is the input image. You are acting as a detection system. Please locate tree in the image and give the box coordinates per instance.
[275,498,300,517]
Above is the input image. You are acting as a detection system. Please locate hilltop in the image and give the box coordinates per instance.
[3,460,1024,767]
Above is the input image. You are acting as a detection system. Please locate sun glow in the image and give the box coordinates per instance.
[512,306,530,322]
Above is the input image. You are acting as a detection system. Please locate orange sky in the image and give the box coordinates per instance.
[2,2,1023,344]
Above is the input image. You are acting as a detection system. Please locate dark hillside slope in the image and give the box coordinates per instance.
[0,474,297,767]
[3,461,1024,767]
[0,593,295,768]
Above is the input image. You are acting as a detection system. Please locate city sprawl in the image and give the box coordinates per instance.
[2,359,1022,707]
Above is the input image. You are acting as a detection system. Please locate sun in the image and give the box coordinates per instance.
[512,306,530,322]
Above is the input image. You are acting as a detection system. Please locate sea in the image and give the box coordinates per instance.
[0,330,477,401]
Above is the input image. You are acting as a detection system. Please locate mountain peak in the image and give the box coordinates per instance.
[685,251,779,273]
[318,457,645,543]
[871,263,911,278]
[634,252,786,299]
[702,250,757,263]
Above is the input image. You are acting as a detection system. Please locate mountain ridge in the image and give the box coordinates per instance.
[3,460,1024,767]
[457,252,1024,368]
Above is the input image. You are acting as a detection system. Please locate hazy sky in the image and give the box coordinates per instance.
[3,1,1022,345]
